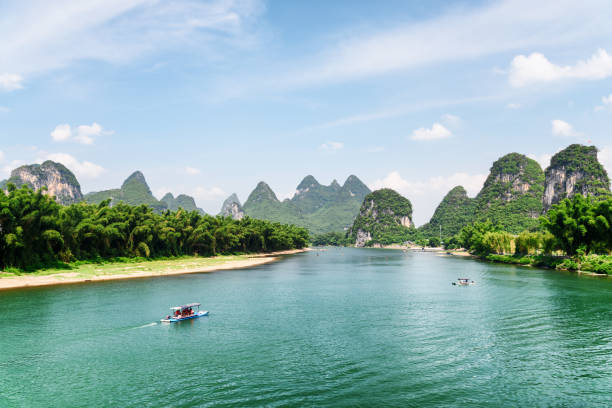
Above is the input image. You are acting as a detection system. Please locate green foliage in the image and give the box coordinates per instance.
[419,186,476,240]
[482,231,513,254]
[349,188,414,245]
[540,195,612,255]
[0,184,308,271]
[456,220,500,255]
[514,231,541,255]
[473,153,544,233]
[427,237,441,247]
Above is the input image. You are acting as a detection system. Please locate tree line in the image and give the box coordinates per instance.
[449,195,612,256]
[0,184,309,270]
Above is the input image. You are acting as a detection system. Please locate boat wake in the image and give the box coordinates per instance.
[131,322,158,329]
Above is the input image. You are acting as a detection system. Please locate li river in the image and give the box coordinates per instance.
[1,248,611,407]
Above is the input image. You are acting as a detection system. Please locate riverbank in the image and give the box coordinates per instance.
[0,248,309,291]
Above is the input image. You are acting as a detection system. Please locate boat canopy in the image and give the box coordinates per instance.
[170,303,201,311]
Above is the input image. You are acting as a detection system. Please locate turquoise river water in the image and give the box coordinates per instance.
[1,248,611,407]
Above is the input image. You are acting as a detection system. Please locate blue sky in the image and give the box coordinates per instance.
[1,0,612,225]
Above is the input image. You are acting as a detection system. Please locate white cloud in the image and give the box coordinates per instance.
[192,186,226,201]
[410,123,451,141]
[0,0,263,76]
[369,170,486,226]
[75,123,107,144]
[0,73,23,91]
[2,159,23,178]
[319,141,344,151]
[50,122,111,144]
[527,153,553,170]
[44,153,105,179]
[551,119,580,138]
[184,166,201,175]
[599,146,612,177]
[506,103,521,109]
[50,124,72,141]
[509,49,612,87]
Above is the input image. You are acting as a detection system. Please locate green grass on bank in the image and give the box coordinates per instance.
[0,255,252,279]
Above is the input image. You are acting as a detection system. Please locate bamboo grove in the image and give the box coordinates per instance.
[0,184,309,270]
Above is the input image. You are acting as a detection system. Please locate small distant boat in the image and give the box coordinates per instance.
[452,278,475,286]
[160,303,209,323]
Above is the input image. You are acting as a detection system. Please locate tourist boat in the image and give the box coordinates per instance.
[160,303,209,323]
[452,278,475,286]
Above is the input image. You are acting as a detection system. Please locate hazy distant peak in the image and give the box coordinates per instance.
[121,171,150,192]
[296,175,320,192]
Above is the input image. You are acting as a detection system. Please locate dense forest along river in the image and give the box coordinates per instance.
[1,248,611,407]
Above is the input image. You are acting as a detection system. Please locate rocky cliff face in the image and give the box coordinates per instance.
[219,193,245,220]
[543,144,610,211]
[349,188,413,247]
[5,161,83,205]
[473,153,544,232]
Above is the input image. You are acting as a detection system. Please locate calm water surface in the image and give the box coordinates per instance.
[1,248,611,407]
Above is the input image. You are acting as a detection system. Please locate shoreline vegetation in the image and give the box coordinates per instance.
[0,184,309,272]
[0,248,309,291]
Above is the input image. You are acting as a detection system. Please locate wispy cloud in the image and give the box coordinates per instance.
[595,93,612,111]
[509,49,612,87]
[0,73,23,91]
[0,0,263,77]
[319,141,344,152]
[184,166,201,175]
[297,95,497,134]
[227,0,612,96]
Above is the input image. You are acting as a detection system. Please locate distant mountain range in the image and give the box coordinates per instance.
[2,143,609,242]
[241,175,370,234]
[83,171,205,214]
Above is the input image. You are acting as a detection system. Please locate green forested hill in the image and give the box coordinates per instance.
[243,175,370,234]
[84,171,168,212]
[349,188,414,246]
[471,153,544,233]
[161,193,205,214]
[419,186,476,240]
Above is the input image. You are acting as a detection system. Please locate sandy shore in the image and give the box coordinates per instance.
[0,248,309,291]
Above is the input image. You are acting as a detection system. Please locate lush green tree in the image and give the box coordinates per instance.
[0,184,309,270]
[540,195,612,255]
[427,237,441,248]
